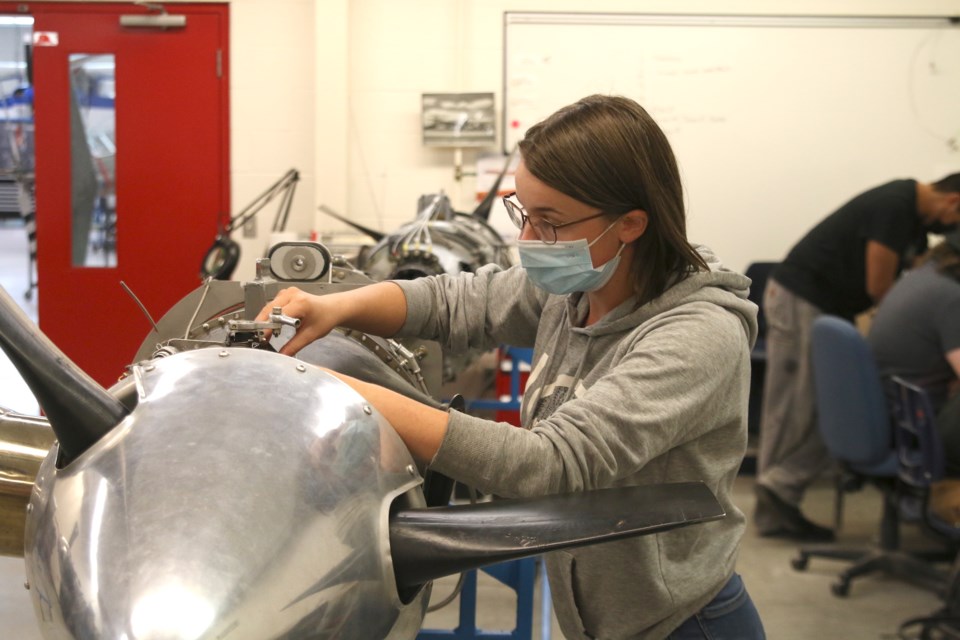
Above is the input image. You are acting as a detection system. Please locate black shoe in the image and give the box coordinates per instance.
[754,484,835,542]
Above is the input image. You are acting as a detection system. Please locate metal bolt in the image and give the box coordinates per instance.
[202,322,210,331]
[25,504,32,513]
[363,405,373,415]
[296,364,306,372]
[219,350,229,358]
[406,464,416,475]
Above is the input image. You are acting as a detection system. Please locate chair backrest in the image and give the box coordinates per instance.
[810,315,892,467]
[888,376,946,487]
[744,261,777,341]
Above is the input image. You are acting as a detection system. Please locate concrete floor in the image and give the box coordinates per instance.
[0,223,951,638]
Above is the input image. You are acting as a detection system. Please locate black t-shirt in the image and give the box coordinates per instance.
[773,179,927,319]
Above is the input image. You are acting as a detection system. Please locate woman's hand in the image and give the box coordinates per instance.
[257,281,408,357]
[256,287,341,356]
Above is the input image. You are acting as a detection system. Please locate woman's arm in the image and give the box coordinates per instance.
[430,304,752,497]
[324,368,449,463]
[257,281,408,356]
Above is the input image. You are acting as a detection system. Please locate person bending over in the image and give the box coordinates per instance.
[755,174,960,541]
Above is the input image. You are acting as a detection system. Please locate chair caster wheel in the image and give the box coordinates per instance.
[831,580,850,597]
[791,555,809,571]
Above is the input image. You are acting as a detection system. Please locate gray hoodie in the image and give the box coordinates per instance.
[394,246,758,639]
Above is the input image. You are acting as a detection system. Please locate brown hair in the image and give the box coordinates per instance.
[517,94,707,306]
[932,173,960,194]
[918,238,960,282]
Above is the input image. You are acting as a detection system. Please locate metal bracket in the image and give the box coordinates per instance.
[120,3,186,29]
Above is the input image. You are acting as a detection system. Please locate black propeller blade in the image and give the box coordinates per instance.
[389,481,724,588]
[469,148,516,221]
[0,286,128,464]
[318,204,386,242]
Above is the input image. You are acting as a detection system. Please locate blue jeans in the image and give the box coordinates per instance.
[667,573,766,640]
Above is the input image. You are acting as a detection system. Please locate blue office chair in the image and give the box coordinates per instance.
[889,376,958,554]
[791,316,947,596]
[889,377,960,636]
[890,376,946,490]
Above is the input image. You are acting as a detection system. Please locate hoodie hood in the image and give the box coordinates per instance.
[564,244,759,349]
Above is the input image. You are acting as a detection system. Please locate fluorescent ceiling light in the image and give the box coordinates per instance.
[0,17,33,27]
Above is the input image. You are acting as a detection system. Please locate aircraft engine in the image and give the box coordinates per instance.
[0,245,725,640]
[360,194,513,283]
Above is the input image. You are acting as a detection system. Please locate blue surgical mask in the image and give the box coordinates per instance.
[519,220,625,295]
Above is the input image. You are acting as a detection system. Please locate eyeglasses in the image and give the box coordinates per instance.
[502,192,610,245]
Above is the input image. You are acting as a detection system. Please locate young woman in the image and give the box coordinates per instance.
[259,95,764,639]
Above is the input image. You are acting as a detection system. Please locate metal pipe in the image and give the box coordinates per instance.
[0,408,53,557]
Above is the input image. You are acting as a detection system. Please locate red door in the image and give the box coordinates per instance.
[0,2,230,387]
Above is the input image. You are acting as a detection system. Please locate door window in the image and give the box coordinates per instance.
[69,52,115,267]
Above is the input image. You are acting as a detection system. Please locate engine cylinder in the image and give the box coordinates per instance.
[0,409,54,557]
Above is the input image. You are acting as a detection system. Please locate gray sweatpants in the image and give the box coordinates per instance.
[756,278,832,511]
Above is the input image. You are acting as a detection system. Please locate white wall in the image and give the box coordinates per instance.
[228,0,317,277]
[228,0,960,277]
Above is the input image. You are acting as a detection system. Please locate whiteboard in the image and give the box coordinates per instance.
[503,13,960,272]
